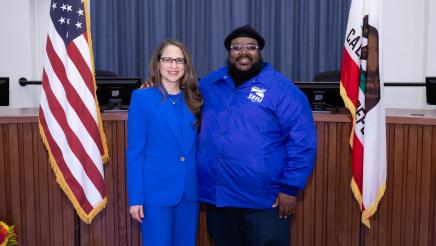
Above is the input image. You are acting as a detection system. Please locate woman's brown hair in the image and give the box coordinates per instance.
[148,39,203,127]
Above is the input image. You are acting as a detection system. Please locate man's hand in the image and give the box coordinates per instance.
[129,205,144,223]
[272,192,297,218]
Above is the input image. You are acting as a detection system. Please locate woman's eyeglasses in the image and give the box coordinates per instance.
[160,57,186,64]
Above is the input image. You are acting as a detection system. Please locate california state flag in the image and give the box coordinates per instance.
[340,0,387,228]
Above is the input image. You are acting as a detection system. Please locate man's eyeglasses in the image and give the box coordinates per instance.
[230,44,259,52]
[160,57,186,64]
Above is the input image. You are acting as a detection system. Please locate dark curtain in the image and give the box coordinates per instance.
[90,0,351,81]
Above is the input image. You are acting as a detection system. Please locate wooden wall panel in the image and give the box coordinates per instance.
[7,124,22,243]
[36,124,52,245]
[1,111,435,246]
[21,123,36,245]
[291,121,360,246]
[0,126,7,223]
[0,123,76,245]
[431,127,436,246]
[365,124,436,246]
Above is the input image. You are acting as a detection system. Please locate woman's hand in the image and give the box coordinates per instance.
[129,205,144,223]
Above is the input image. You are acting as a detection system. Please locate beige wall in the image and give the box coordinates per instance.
[383,0,436,109]
[0,0,48,108]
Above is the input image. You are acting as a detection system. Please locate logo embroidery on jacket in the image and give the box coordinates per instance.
[247,86,266,103]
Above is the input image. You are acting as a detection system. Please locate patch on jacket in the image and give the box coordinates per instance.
[247,86,266,103]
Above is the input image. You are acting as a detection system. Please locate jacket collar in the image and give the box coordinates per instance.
[153,88,196,153]
[213,63,273,89]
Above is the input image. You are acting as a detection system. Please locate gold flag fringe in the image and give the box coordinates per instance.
[39,123,107,224]
[339,83,356,147]
[361,181,386,228]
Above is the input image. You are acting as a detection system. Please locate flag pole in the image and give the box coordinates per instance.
[359,221,365,246]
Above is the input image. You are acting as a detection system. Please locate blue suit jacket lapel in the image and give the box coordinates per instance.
[181,102,196,153]
[156,95,183,148]
[154,89,196,153]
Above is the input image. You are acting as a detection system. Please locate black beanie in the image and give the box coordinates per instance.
[224,25,265,51]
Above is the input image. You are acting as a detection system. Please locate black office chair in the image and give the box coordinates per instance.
[95,69,118,77]
[313,70,341,82]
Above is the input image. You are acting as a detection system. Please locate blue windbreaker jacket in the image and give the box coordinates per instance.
[197,63,317,208]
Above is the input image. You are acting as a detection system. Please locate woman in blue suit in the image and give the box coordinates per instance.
[126,39,203,246]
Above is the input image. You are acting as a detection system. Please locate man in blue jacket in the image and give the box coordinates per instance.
[197,25,317,245]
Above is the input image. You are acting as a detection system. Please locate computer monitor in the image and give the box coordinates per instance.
[426,77,436,105]
[0,77,9,106]
[96,77,142,111]
[294,81,344,112]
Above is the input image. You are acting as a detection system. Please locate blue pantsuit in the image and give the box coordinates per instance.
[126,87,198,246]
[142,195,199,246]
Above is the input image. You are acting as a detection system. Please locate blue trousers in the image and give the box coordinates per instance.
[206,206,291,246]
[141,195,199,246]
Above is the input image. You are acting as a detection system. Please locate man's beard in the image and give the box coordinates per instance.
[227,56,264,84]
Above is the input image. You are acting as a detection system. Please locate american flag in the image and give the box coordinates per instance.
[39,0,109,224]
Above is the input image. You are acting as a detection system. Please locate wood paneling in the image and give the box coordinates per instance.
[291,121,360,246]
[0,109,435,245]
[365,124,436,246]
[0,122,76,246]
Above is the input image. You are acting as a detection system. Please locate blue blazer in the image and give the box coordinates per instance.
[126,87,198,207]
